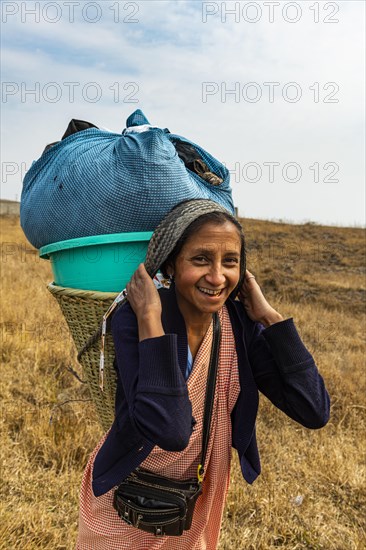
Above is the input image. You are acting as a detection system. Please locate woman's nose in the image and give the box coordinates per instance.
[205,265,226,286]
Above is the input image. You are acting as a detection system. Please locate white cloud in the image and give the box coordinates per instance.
[1,0,365,226]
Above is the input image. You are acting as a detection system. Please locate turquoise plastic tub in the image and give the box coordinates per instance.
[39,232,153,292]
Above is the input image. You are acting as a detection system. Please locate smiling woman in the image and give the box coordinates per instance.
[75,199,330,550]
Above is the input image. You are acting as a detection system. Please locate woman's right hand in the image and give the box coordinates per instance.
[126,264,164,340]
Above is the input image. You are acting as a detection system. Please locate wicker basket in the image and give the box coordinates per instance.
[48,283,118,432]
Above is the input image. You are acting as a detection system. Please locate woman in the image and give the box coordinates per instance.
[76,199,330,549]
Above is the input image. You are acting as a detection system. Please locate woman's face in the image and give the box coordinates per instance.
[169,221,241,323]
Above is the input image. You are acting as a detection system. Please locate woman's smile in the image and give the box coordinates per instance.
[197,286,224,297]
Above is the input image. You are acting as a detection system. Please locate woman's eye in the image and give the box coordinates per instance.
[225,258,239,264]
[192,256,238,264]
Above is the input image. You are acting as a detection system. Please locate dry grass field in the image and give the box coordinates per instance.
[1,215,365,549]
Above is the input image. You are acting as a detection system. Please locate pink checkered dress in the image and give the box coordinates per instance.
[76,305,241,549]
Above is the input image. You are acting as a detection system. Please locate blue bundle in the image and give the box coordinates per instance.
[20,110,234,248]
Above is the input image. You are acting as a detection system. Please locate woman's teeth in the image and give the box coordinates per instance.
[198,287,222,296]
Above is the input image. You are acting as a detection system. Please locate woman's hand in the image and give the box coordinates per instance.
[126,263,164,340]
[239,269,284,327]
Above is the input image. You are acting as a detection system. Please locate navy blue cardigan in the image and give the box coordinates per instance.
[92,284,330,497]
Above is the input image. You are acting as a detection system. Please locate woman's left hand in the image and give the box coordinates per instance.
[238,269,284,327]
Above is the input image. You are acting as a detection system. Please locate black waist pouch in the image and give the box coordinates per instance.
[113,468,202,537]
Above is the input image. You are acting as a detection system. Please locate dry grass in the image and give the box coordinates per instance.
[1,215,365,550]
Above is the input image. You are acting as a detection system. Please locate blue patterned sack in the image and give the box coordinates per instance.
[20,110,234,248]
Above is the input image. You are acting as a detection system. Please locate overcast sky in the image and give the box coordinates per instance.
[1,0,365,227]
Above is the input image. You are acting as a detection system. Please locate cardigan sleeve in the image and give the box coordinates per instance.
[111,303,193,451]
[247,317,330,429]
